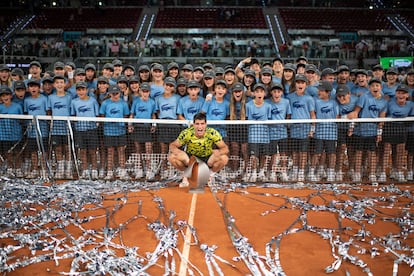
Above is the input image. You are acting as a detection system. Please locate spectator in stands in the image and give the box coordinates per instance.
[287,74,316,182]
[349,78,387,184]
[202,41,209,57]
[99,85,130,181]
[177,80,205,121]
[267,82,291,181]
[243,83,272,182]
[379,84,414,183]
[129,82,157,180]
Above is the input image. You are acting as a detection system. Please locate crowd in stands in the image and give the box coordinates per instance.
[0,55,414,185]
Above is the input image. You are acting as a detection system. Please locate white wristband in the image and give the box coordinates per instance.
[377,128,383,136]
[341,114,347,119]
[68,71,74,79]
[237,62,244,69]
[152,123,157,127]
[310,125,315,132]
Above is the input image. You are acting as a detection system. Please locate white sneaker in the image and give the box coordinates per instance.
[317,167,327,180]
[15,168,24,178]
[179,176,189,187]
[6,168,15,177]
[91,170,98,180]
[28,170,39,179]
[257,170,266,182]
[368,174,377,183]
[280,172,289,182]
[326,169,335,182]
[135,167,144,179]
[65,162,73,180]
[119,169,130,181]
[146,169,156,180]
[242,172,251,182]
[378,172,387,183]
[99,169,106,179]
[81,170,90,179]
[389,169,397,179]
[353,172,361,183]
[406,171,413,181]
[105,170,114,180]
[298,170,305,182]
[397,171,406,182]
[268,171,277,182]
[307,168,318,182]
[335,171,344,182]
[249,171,257,182]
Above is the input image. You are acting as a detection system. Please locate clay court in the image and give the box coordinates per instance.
[1,177,413,275]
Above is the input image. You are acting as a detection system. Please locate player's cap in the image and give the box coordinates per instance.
[270,82,284,91]
[41,76,54,83]
[54,61,65,69]
[29,61,42,68]
[225,68,236,75]
[11,68,24,76]
[182,64,194,72]
[108,85,121,94]
[0,85,12,95]
[272,56,284,64]
[203,63,214,70]
[295,74,308,82]
[372,64,384,71]
[244,69,255,77]
[129,75,140,83]
[138,64,150,72]
[151,63,164,71]
[84,63,96,71]
[368,77,382,85]
[123,64,135,72]
[305,64,317,72]
[203,70,215,79]
[336,84,350,96]
[177,78,187,86]
[317,80,333,92]
[253,83,267,91]
[407,68,414,75]
[53,74,65,81]
[396,84,409,93]
[103,63,114,71]
[65,61,76,69]
[386,67,398,75]
[117,75,128,83]
[187,80,201,88]
[97,76,109,84]
[75,68,86,75]
[215,67,224,75]
[14,80,26,90]
[112,59,122,66]
[336,65,350,73]
[261,67,273,75]
[27,78,41,86]
[75,81,87,89]
[0,64,10,71]
[167,62,179,70]
[355,69,368,76]
[140,82,150,91]
[283,63,296,72]
[296,56,308,63]
[321,67,335,76]
[164,76,176,87]
[215,79,227,87]
[232,82,244,91]
[194,66,205,73]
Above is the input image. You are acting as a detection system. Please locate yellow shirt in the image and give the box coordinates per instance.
[177,126,222,157]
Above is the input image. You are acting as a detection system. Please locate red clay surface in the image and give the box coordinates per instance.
[2,183,413,275]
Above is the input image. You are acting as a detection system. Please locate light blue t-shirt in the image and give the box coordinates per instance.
[266,97,291,140]
[177,95,205,121]
[314,98,339,140]
[99,98,130,136]
[47,93,72,135]
[246,100,272,143]
[70,97,100,131]
[287,92,315,139]
[0,102,23,141]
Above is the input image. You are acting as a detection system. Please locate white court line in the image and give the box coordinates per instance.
[179,193,198,275]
